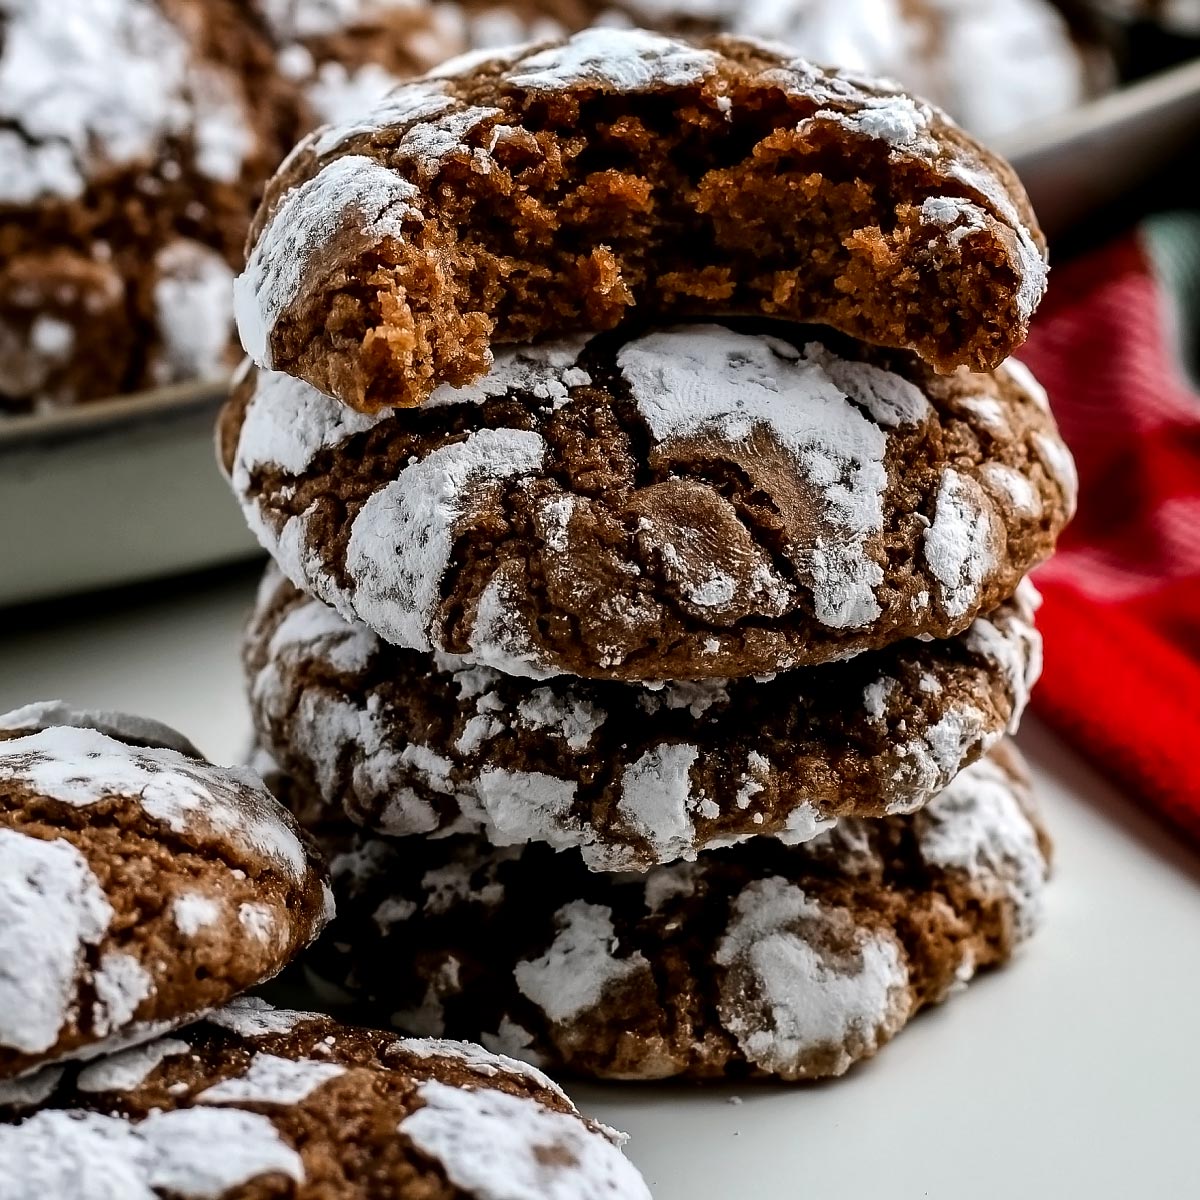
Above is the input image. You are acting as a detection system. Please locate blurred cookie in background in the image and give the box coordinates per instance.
[0,0,295,413]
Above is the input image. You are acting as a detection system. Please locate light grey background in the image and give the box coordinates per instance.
[2,567,1196,1200]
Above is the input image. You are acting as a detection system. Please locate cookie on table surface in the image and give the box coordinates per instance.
[235,29,1048,412]
[0,996,652,1200]
[245,564,1042,868]
[280,743,1051,1082]
[222,321,1073,681]
[0,703,332,1082]
[0,0,298,413]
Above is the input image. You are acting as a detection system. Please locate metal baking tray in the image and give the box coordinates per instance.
[3,55,1199,608]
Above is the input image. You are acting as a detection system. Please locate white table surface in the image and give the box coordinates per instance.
[2,564,1197,1200]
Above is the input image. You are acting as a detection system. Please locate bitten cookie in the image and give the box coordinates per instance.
[245,565,1042,869]
[235,28,1049,411]
[222,322,1074,680]
[280,743,1051,1081]
[0,704,332,1082]
[0,997,652,1200]
[0,0,297,412]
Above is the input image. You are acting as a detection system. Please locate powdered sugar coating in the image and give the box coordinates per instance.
[0,701,201,758]
[76,1038,191,1094]
[399,1080,652,1200]
[307,745,1050,1081]
[197,1052,346,1105]
[620,326,912,630]
[0,724,310,879]
[346,429,547,653]
[149,241,237,386]
[206,996,326,1039]
[924,469,999,619]
[0,1107,303,1199]
[247,566,1044,869]
[916,752,1047,938]
[715,876,912,1077]
[230,315,1066,681]
[0,0,257,203]
[0,830,112,1055]
[515,901,651,1025]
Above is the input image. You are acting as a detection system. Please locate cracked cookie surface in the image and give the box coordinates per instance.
[222,321,1073,681]
[235,28,1049,410]
[244,566,1042,869]
[0,703,331,1082]
[0,996,651,1199]
[272,743,1051,1081]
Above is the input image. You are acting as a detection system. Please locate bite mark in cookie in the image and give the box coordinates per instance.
[236,28,1048,410]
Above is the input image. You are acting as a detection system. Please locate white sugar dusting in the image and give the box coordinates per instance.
[400,1081,651,1200]
[0,1107,303,1199]
[0,1065,64,1108]
[206,997,324,1039]
[0,0,253,202]
[475,768,584,855]
[918,754,1048,938]
[619,327,894,629]
[0,830,112,1055]
[172,892,221,938]
[236,155,421,366]
[76,1037,191,1093]
[150,241,235,385]
[715,877,911,1077]
[346,429,545,653]
[923,470,996,619]
[236,367,386,479]
[509,27,718,92]
[427,338,591,409]
[0,725,311,880]
[198,1052,345,1106]
[515,901,649,1025]
[92,952,153,1038]
[391,1037,566,1100]
[617,743,701,865]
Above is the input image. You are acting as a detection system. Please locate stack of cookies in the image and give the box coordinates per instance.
[223,29,1077,1081]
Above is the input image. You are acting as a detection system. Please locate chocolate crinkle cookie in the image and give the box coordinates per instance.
[0,997,652,1200]
[0,702,332,1083]
[235,28,1049,411]
[221,322,1074,681]
[272,743,1051,1082]
[245,565,1043,869]
[0,0,298,413]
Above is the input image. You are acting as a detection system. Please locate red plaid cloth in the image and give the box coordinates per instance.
[1020,221,1200,848]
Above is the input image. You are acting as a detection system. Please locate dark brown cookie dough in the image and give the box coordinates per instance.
[0,997,652,1199]
[278,743,1051,1082]
[0,704,332,1082]
[244,564,1042,869]
[223,321,1073,681]
[235,28,1049,411]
